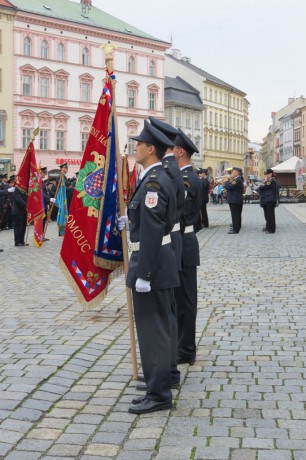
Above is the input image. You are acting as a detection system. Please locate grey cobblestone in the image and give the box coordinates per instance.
[1,205,306,458]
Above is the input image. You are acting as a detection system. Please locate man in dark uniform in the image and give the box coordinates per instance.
[118,120,179,414]
[173,129,201,365]
[12,187,27,246]
[258,168,278,233]
[200,168,210,228]
[224,167,244,234]
[149,116,185,388]
[0,173,9,230]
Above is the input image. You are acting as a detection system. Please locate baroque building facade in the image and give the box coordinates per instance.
[11,0,170,176]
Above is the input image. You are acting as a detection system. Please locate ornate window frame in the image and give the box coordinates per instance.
[126,80,139,110]
[79,73,94,104]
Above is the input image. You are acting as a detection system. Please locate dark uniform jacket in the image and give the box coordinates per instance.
[126,164,179,290]
[258,178,278,206]
[224,176,244,204]
[201,177,210,204]
[12,187,27,216]
[180,166,201,268]
[162,154,185,272]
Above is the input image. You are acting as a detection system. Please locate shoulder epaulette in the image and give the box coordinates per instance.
[146,181,160,190]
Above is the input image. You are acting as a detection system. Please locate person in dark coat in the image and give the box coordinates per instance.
[258,168,278,233]
[224,167,244,234]
[197,168,210,229]
[12,187,28,246]
[41,167,50,239]
[149,116,185,389]
[57,162,73,212]
[173,129,202,365]
[118,120,179,415]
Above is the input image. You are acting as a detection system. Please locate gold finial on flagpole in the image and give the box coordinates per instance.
[100,43,117,71]
[31,127,40,142]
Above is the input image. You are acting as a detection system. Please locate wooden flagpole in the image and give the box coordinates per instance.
[103,44,138,380]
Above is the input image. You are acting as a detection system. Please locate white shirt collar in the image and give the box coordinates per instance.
[180,164,191,171]
[163,152,174,159]
[140,162,162,180]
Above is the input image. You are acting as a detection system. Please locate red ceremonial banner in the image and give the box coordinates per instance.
[60,73,121,309]
[15,141,44,224]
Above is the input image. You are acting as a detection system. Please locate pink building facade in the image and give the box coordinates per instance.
[12,1,170,176]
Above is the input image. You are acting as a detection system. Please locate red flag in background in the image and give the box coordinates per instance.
[33,166,44,247]
[15,140,44,225]
[128,163,137,202]
[122,154,130,203]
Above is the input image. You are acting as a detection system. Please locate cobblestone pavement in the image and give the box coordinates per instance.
[1,203,306,460]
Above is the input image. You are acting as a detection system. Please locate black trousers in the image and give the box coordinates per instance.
[133,288,172,403]
[229,203,243,232]
[13,212,27,244]
[170,292,180,384]
[175,266,197,361]
[201,203,209,227]
[263,203,276,233]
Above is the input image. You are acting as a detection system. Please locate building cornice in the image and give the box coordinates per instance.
[15,12,170,51]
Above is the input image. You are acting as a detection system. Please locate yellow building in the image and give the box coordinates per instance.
[0,0,15,175]
[204,82,248,177]
[166,51,249,177]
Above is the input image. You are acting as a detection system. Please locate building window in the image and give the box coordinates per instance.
[209,89,212,100]
[0,111,6,146]
[219,114,223,128]
[214,90,218,102]
[215,113,218,127]
[175,110,181,127]
[149,60,155,77]
[128,56,135,73]
[81,132,89,151]
[128,138,136,155]
[24,37,31,56]
[209,111,212,126]
[57,80,65,99]
[195,117,200,129]
[57,43,64,61]
[56,131,65,151]
[40,130,49,150]
[41,40,48,59]
[128,89,136,108]
[23,75,32,96]
[149,92,156,111]
[22,128,31,149]
[82,47,89,66]
[186,114,190,128]
[81,83,90,102]
[40,78,49,98]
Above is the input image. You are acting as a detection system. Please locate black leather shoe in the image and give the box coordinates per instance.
[15,242,25,246]
[128,398,172,414]
[137,375,145,383]
[177,357,195,365]
[136,381,180,391]
[228,230,238,234]
[132,395,147,405]
[262,227,267,232]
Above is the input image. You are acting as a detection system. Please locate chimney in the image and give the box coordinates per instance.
[81,0,92,14]
[181,56,191,63]
[171,49,182,59]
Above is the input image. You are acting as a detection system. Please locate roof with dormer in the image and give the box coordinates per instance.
[11,0,169,44]
[166,54,246,96]
[165,76,203,109]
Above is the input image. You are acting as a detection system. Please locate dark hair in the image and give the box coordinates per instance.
[145,143,165,161]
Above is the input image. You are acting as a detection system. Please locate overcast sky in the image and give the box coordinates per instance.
[77,0,306,143]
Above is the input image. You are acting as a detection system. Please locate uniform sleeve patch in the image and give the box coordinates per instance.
[146,182,160,190]
[231,180,236,185]
[183,180,191,188]
[145,191,158,208]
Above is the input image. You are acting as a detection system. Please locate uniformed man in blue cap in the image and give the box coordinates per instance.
[173,128,201,365]
[118,119,179,414]
[224,167,244,233]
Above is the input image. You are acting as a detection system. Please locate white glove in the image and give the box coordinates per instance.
[117,215,129,231]
[50,197,56,203]
[135,278,151,293]
[8,187,15,192]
